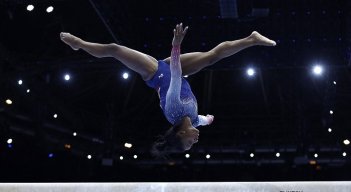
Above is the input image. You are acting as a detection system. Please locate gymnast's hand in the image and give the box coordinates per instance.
[206,114,214,125]
[172,23,188,46]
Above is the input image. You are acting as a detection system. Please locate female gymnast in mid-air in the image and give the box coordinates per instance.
[60,23,276,157]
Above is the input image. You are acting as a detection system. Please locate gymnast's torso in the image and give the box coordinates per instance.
[146,60,200,126]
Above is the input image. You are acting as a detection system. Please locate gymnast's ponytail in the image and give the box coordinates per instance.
[151,125,184,158]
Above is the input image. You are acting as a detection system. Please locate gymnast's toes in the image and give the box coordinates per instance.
[60,32,80,50]
[250,31,276,46]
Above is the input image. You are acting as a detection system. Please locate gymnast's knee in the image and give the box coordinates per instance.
[105,43,122,57]
[206,50,221,65]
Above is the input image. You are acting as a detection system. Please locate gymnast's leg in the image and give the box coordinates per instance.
[163,31,276,76]
[60,32,158,81]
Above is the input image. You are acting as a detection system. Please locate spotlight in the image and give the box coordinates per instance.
[7,138,13,144]
[73,132,77,136]
[309,160,317,165]
[184,75,189,78]
[333,81,336,85]
[120,156,124,160]
[53,114,58,118]
[329,110,334,115]
[18,80,23,85]
[124,143,132,148]
[312,65,323,76]
[5,99,13,105]
[48,153,54,158]
[64,74,70,81]
[343,152,347,157]
[247,68,255,76]
[46,6,54,13]
[27,89,30,93]
[276,152,280,157]
[206,154,211,159]
[314,153,318,158]
[27,5,34,11]
[344,139,350,145]
[87,155,92,159]
[328,128,332,132]
[250,153,254,158]
[133,155,138,159]
[122,72,129,79]
[185,154,190,158]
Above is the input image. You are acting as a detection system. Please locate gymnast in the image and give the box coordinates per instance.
[60,23,276,157]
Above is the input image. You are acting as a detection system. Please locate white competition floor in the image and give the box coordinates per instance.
[0,182,350,192]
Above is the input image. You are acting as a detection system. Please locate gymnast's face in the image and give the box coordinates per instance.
[177,125,200,151]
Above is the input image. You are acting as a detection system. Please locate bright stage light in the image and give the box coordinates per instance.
[64,74,70,81]
[122,72,129,79]
[64,144,71,149]
[87,155,92,159]
[185,154,190,158]
[206,154,211,159]
[27,5,34,11]
[344,139,350,145]
[343,152,347,157]
[309,160,317,165]
[133,155,138,159]
[73,132,77,136]
[328,128,332,132]
[333,81,336,85]
[312,65,323,75]
[5,99,12,105]
[314,153,318,158]
[120,156,124,160]
[53,114,58,118]
[18,80,23,85]
[7,138,13,144]
[27,89,30,93]
[276,153,280,157]
[124,143,132,148]
[250,153,254,158]
[46,6,54,13]
[329,110,334,115]
[247,68,255,76]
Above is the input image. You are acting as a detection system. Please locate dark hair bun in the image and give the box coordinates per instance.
[151,126,185,158]
[151,139,168,158]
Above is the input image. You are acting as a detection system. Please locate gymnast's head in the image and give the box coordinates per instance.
[151,117,199,158]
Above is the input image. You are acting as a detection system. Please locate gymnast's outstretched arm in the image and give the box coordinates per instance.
[164,24,188,121]
[165,23,214,126]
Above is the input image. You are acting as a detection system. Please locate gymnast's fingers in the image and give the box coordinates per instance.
[183,26,189,35]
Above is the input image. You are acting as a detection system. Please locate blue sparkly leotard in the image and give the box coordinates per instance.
[146,46,208,127]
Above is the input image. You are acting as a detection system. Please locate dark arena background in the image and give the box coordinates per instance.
[0,0,351,182]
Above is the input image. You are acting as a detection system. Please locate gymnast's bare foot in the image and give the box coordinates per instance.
[249,31,276,46]
[60,32,81,50]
